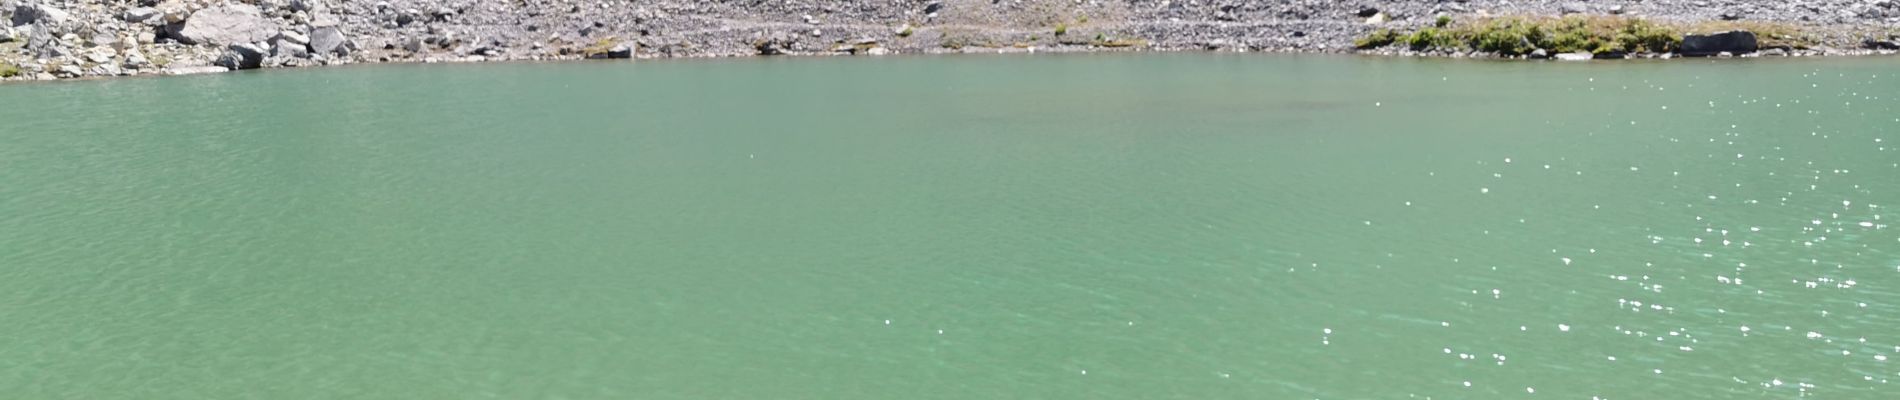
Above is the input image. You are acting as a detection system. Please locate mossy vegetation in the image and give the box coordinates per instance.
[897,25,914,38]
[1435,15,1453,28]
[581,37,618,57]
[1359,15,1695,55]
[1354,29,1398,49]
[1054,22,1068,36]
[0,62,21,78]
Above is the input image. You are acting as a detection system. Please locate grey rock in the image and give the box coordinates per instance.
[11,2,70,27]
[1865,39,1900,50]
[216,43,267,69]
[55,64,82,78]
[606,43,634,58]
[276,30,309,45]
[91,63,122,76]
[123,49,149,68]
[1682,30,1759,56]
[1554,52,1593,61]
[1528,48,1550,59]
[176,4,271,45]
[123,7,162,24]
[84,47,117,63]
[272,38,309,58]
[309,26,348,56]
[1560,3,1588,15]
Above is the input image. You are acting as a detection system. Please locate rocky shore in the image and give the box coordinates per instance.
[4,0,1900,81]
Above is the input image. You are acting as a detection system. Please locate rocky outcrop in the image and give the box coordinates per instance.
[1681,31,1759,56]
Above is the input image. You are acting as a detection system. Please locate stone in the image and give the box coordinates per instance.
[1681,30,1758,56]
[605,44,634,58]
[277,31,309,45]
[1609,5,1626,15]
[166,66,230,75]
[85,47,117,63]
[1365,13,1388,25]
[1528,48,1550,59]
[1760,47,1788,56]
[156,1,191,24]
[1865,39,1900,50]
[309,26,348,56]
[176,4,272,45]
[123,7,162,24]
[289,0,314,13]
[124,49,150,67]
[1560,3,1588,15]
[923,2,943,16]
[215,43,267,69]
[1356,7,1381,18]
[55,64,82,78]
[1554,52,1593,61]
[866,47,891,56]
[11,3,70,27]
[1720,11,1743,20]
[91,63,122,76]
[272,38,309,58]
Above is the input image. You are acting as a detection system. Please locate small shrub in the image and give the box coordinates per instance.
[1402,28,1464,49]
[1354,29,1398,49]
[1054,23,1068,36]
[1436,15,1453,28]
[897,26,914,38]
[0,62,21,78]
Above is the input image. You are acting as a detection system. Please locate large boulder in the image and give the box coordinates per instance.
[10,2,69,27]
[309,26,348,56]
[1681,31,1758,56]
[176,4,271,45]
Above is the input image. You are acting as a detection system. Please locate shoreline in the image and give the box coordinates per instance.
[6,0,1900,84]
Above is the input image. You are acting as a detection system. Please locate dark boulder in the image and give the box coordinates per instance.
[215,43,266,69]
[1681,31,1757,56]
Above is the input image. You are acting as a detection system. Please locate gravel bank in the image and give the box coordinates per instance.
[3,0,1899,81]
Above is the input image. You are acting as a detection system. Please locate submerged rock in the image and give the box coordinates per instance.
[1682,30,1758,56]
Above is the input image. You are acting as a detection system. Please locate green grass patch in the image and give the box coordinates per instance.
[1359,15,1684,55]
[0,62,21,78]
[1054,23,1068,36]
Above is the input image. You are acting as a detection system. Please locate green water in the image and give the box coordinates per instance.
[3,54,1898,399]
